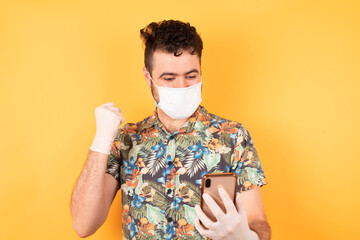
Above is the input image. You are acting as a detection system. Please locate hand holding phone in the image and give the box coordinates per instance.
[195,173,258,240]
[200,172,238,222]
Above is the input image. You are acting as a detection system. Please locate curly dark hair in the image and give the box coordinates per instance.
[140,19,203,75]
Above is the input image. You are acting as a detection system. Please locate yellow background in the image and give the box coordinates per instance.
[1,0,359,239]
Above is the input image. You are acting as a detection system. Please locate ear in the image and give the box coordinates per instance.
[143,66,151,88]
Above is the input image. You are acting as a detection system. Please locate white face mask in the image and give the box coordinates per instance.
[148,72,203,120]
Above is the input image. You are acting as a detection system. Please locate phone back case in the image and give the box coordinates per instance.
[200,172,238,223]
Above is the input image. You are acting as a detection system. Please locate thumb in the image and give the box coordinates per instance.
[235,192,251,230]
[235,192,245,215]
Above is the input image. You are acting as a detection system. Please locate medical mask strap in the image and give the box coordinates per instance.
[148,73,160,106]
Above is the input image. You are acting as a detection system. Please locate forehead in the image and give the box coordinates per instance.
[152,50,200,75]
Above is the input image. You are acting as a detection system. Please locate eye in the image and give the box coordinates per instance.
[163,78,175,81]
[186,75,197,79]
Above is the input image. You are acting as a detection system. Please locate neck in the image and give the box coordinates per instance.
[156,107,189,134]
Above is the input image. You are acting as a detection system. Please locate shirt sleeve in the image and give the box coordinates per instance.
[231,124,268,193]
[105,128,124,184]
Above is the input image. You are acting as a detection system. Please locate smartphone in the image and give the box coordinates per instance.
[200,172,238,223]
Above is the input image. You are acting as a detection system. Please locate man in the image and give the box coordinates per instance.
[71,20,271,240]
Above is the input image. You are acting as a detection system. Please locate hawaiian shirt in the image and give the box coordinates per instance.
[105,105,267,240]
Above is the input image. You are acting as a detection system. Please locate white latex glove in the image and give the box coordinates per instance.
[89,102,124,154]
[195,188,259,240]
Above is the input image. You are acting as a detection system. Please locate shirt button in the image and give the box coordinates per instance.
[167,189,172,194]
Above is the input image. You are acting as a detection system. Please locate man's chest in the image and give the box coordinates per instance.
[120,130,236,202]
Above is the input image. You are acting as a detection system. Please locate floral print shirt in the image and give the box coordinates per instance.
[105,105,267,240]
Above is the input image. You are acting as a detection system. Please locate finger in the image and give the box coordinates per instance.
[111,111,125,123]
[104,107,122,116]
[107,108,122,116]
[235,192,246,215]
[202,193,226,221]
[100,102,114,107]
[195,217,214,238]
[105,106,121,112]
[195,205,215,229]
[118,113,125,124]
[218,187,237,214]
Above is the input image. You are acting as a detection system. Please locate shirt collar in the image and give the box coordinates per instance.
[139,105,211,134]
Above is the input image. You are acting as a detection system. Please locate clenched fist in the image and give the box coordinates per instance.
[90,102,125,154]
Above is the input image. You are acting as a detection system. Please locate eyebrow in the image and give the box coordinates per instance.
[159,69,199,78]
